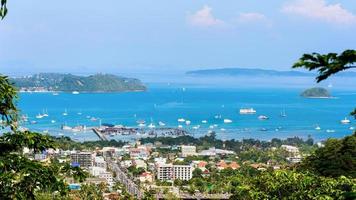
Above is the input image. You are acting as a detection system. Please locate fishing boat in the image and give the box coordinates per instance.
[223,119,232,124]
[258,115,269,120]
[239,108,256,114]
[340,117,351,124]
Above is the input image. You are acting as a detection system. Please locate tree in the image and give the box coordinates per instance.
[293,49,356,119]
[0,74,87,199]
[0,0,7,19]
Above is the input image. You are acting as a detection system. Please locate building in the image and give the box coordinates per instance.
[98,171,114,186]
[133,159,147,169]
[94,156,107,169]
[139,172,154,183]
[156,164,193,181]
[181,145,196,157]
[281,145,299,154]
[198,147,235,157]
[71,152,93,168]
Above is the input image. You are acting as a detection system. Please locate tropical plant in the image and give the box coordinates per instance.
[0,0,7,19]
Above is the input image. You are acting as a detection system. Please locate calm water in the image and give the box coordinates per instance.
[16,85,356,142]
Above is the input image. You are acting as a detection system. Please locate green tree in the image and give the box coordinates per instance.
[0,0,7,19]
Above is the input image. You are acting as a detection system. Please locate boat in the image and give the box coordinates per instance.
[158,121,166,126]
[185,120,191,125]
[58,133,64,136]
[90,117,98,121]
[178,118,185,122]
[209,125,214,129]
[61,124,72,131]
[315,125,321,130]
[52,92,59,96]
[326,129,335,133]
[72,126,84,132]
[223,119,232,124]
[21,115,29,122]
[36,114,44,119]
[62,109,68,116]
[51,120,56,123]
[201,120,207,124]
[258,115,269,120]
[280,109,287,117]
[138,123,146,127]
[214,115,222,119]
[178,125,183,128]
[192,125,200,130]
[43,130,49,134]
[260,128,268,131]
[136,120,145,124]
[30,121,37,124]
[72,91,80,95]
[350,127,355,130]
[220,128,226,131]
[148,123,156,129]
[239,108,256,114]
[42,109,49,117]
[340,117,351,124]
[77,112,82,115]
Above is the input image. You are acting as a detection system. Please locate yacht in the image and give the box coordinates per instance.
[62,109,68,116]
[36,114,44,119]
[72,91,80,95]
[42,109,49,117]
[178,125,183,128]
[340,117,351,124]
[178,118,185,122]
[201,120,207,124]
[138,123,146,127]
[52,92,59,96]
[185,120,191,125]
[239,108,256,114]
[214,115,222,119]
[223,119,232,124]
[158,121,166,126]
[326,129,335,133]
[148,123,156,129]
[61,124,72,131]
[280,110,287,117]
[51,120,56,123]
[315,125,321,130]
[258,115,269,120]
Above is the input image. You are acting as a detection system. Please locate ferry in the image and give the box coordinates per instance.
[258,115,269,120]
[223,119,232,124]
[239,108,256,114]
[340,117,351,124]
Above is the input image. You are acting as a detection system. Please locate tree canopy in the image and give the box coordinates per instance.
[0,0,7,19]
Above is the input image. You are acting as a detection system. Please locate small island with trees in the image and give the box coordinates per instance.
[300,87,331,98]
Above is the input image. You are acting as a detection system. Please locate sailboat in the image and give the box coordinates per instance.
[280,109,287,117]
[62,109,68,116]
[36,113,44,119]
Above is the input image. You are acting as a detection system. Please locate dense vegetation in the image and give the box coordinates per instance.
[12,73,146,92]
[300,87,331,98]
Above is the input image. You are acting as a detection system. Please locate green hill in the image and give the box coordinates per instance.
[301,87,331,98]
[12,73,146,92]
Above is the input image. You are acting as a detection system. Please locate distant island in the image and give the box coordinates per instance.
[12,73,147,92]
[300,87,331,98]
[186,67,356,77]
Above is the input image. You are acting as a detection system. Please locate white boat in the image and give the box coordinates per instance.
[21,115,29,122]
[72,91,80,95]
[158,121,166,126]
[136,120,145,124]
[90,117,98,121]
[223,119,232,124]
[148,123,156,129]
[36,114,44,119]
[30,121,37,124]
[280,110,287,117]
[61,125,72,131]
[51,120,56,123]
[350,127,355,130]
[62,109,68,116]
[192,125,200,130]
[185,120,191,125]
[42,109,49,117]
[258,115,269,120]
[138,123,146,127]
[214,115,222,119]
[209,125,214,129]
[326,129,335,133]
[58,133,64,136]
[220,128,226,131]
[52,92,59,96]
[201,120,207,124]
[239,108,256,114]
[340,117,351,124]
[77,112,82,115]
[178,125,183,128]
[315,125,321,130]
[178,118,185,122]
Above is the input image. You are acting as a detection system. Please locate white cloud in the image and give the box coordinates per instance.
[237,12,269,23]
[282,0,356,24]
[187,5,225,27]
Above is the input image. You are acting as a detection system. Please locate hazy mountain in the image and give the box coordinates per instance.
[12,73,146,92]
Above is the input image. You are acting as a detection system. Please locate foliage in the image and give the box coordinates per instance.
[0,0,7,19]
[300,133,356,178]
[0,75,18,130]
[293,49,356,83]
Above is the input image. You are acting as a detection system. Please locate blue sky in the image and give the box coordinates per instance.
[0,0,355,76]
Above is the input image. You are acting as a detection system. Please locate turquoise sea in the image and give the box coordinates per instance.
[16,84,356,142]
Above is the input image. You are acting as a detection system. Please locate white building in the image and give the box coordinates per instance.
[98,171,114,186]
[133,159,147,169]
[281,145,299,154]
[156,164,193,181]
[198,147,235,156]
[94,156,107,169]
[181,145,196,157]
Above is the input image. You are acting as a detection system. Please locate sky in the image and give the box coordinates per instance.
[0,0,356,76]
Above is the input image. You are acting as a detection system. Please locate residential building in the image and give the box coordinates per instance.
[94,156,107,169]
[70,152,93,168]
[181,145,196,157]
[156,164,193,181]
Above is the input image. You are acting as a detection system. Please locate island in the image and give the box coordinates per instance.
[12,73,147,92]
[300,87,331,98]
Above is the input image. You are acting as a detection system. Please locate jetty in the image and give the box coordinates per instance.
[92,128,109,141]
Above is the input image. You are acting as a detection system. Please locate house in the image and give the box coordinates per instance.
[139,172,154,183]
[133,159,147,169]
